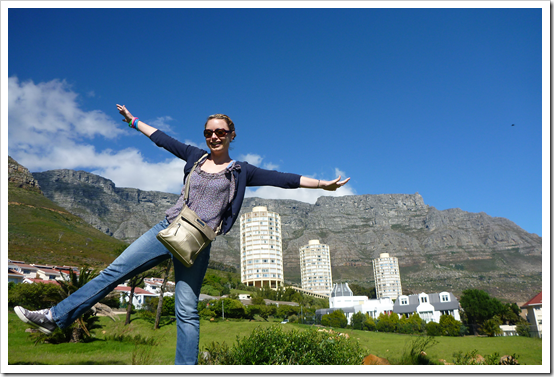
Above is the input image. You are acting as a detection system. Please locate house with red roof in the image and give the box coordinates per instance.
[521,292,542,338]
[8,268,25,284]
[114,285,158,310]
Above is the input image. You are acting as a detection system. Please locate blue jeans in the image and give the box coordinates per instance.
[50,218,211,365]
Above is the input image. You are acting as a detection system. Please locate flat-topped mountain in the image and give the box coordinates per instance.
[32,168,542,301]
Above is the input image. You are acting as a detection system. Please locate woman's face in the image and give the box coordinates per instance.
[204,118,234,154]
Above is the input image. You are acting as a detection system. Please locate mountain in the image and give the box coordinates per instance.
[31,168,542,302]
[8,158,128,267]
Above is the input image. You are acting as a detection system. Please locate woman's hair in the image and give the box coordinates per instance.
[205,114,235,132]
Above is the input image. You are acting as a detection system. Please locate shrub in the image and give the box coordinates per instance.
[425,321,441,336]
[8,282,62,310]
[480,316,502,337]
[397,314,423,334]
[439,314,461,336]
[200,325,366,365]
[326,309,348,328]
[363,316,376,331]
[376,312,399,333]
[516,321,531,337]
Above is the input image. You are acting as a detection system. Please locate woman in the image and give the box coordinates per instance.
[14,105,351,365]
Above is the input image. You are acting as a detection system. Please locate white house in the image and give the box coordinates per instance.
[36,268,62,281]
[114,285,158,310]
[10,262,39,279]
[316,283,394,324]
[393,292,461,323]
[521,292,542,338]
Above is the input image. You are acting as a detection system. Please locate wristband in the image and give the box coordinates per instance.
[128,117,139,130]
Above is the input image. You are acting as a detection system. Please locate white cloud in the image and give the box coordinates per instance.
[7,76,354,201]
[245,183,356,205]
[238,153,263,167]
[7,76,187,194]
[237,153,280,170]
[149,116,174,134]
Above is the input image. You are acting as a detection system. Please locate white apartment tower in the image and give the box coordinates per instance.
[299,240,333,295]
[372,253,402,300]
[240,206,284,289]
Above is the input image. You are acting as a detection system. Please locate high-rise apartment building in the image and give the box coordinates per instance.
[372,253,402,300]
[299,240,333,295]
[240,206,283,289]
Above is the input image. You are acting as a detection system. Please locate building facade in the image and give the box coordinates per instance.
[372,253,402,300]
[316,283,394,324]
[240,206,284,289]
[393,292,461,323]
[521,292,542,338]
[299,240,333,295]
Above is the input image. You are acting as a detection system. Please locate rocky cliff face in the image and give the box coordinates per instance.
[32,168,542,301]
[33,169,178,243]
[8,156,41,192]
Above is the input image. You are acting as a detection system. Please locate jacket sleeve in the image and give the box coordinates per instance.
[244,162,302,188]
[149,130,207,161]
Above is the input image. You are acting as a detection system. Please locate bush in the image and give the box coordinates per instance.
[323,310,347,328]
[439,314,462,336]
[8,283,61,310]
[363,316,376,331]
[200,325,365,365]
[397,314,423,334]
[376,312,399,333]
[516,321,531,337]
[480,317,502,337]
[425,321,441,336]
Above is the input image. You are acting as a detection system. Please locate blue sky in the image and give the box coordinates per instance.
[5,4,546,236]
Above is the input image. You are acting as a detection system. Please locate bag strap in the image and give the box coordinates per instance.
[182,153,208,202]
[181,153,224,235]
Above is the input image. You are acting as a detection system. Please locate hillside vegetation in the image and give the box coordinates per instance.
[8,182,127,267]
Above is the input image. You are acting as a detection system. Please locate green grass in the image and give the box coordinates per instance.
[7,312,542,365]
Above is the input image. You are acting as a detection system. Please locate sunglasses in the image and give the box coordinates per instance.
[204,128,232,138]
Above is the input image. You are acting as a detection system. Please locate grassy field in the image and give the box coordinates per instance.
[7,312,542,366]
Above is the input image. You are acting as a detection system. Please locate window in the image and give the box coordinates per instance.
[440,294,450,302]
[400,297,408,305]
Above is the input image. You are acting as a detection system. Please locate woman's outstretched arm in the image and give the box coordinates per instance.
[300,176,351,191]
[116,104,157,137]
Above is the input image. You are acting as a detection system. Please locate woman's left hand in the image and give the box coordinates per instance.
[320,176,351,191]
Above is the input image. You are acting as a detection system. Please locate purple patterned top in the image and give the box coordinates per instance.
[165,157,240,233]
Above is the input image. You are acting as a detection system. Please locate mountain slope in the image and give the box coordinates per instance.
[8,159,128,267]
[31,168,542,301]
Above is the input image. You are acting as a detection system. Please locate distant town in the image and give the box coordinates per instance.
[7,205,543,339]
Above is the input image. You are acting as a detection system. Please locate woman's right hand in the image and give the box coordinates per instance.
[116,104,134,123]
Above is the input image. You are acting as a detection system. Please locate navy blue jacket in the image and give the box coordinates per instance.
[150,130,302,234]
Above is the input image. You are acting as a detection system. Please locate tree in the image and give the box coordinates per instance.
[351,311,366,330]
[500,303,522,325]
[154,259,172,329]
[459,289,505,334]
[124,273,147,325]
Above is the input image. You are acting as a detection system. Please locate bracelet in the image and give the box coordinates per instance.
[317,180,320,188]
[128,117,139,130]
